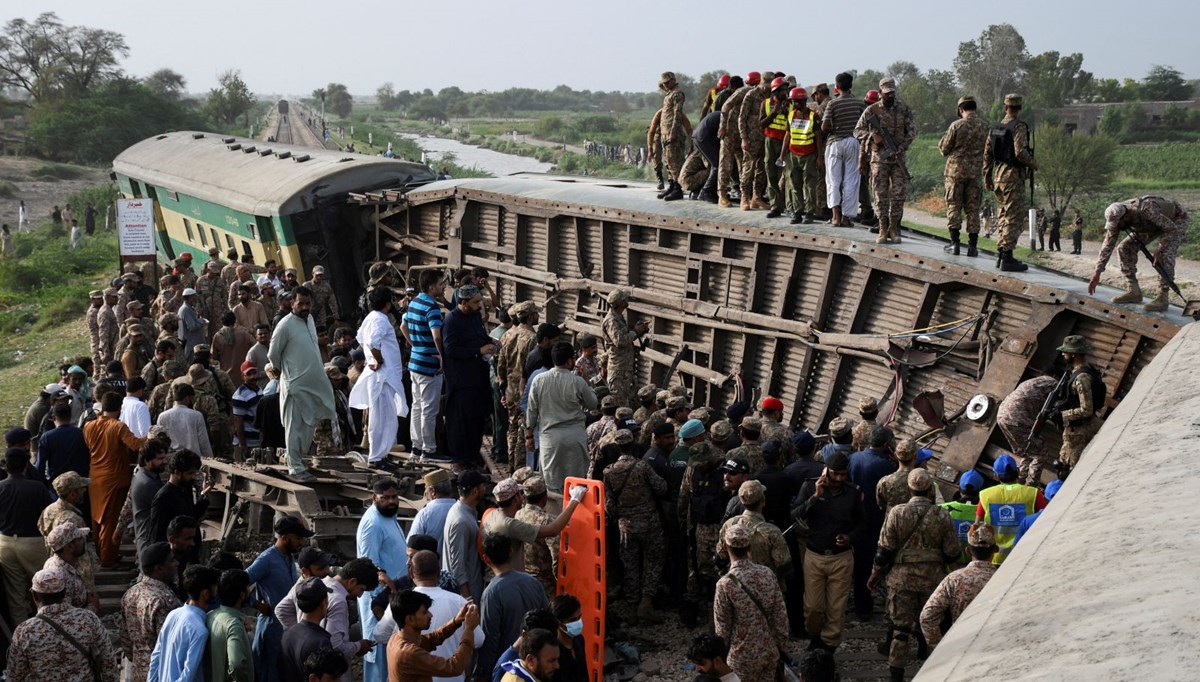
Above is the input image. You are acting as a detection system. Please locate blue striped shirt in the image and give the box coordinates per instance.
[404,292,443,375]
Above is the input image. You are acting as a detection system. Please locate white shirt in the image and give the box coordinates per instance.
[373,585,485,682]
[120,395,151,437]
[349,309,407,412]
[255,273,282,290]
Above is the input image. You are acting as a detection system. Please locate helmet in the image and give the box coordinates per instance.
[788,87,808,100]
[959,469,985,493]
[993,454,1018,477]
[865,90,881,104]
[770,76,787,91]
[746,71,762,86]
[716,74,730,89]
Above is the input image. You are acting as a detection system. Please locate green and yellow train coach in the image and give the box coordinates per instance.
[113,130,435,308]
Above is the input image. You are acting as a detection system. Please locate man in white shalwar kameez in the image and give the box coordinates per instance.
[266,286,335,482]
[349,287,409,468]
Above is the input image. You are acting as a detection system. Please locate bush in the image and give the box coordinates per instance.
[0,180,16,199]
[30,163,84,180]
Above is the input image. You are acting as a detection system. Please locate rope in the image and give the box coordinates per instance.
[888,313,985,340]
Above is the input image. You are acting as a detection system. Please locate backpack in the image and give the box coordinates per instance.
[989,122,1017,166]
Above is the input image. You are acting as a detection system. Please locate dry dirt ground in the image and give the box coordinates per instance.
[0,155,109,227]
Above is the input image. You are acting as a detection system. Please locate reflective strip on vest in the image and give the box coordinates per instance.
[979,484,1038,564]
[788,106,816,155]
[941,501,976,545]
[764,100,788,140]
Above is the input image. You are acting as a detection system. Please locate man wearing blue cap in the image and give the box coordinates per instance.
[974,454,1046,565]
[941,470,984,565]
[1012,479,1063,547]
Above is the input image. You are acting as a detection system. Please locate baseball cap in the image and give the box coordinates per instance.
[274,515,314,538]
[32,567,67,594]
[297,546,333,569]
[295,576,332,612]
[51,471,89,495]
[724,523,751,548]
[4,427,32,446]
[720,458,750,475]
[993,454,1018,477]
[738,480,766,505]
[47,521,90,551]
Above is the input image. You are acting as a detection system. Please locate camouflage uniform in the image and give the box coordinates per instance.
[516,501,558,596]
[604,454,668,599]
[661,86,688,185]
[586,415,617,464]
[638,407,669,448]
[44,553,93,610]
[726,441,764,475]
[1095,196,1190,296]
[678,441,726,593]
[855,98,916,242]
[877,466,944,517]
[738,83,770,204]
[220,261,240,288]
[189,373,231,459]
[7,600,118,682]
[602,307,641,408]
[38,500,98,597]
[304,279,340,328]
[919,559,998,647]
[718,86,751,201]
[86,298,103,371]
[997,376,1060,485]
[851,417,876,453]
[121,575,181,682]
[940,109,990,238]
[759,419,793,458]
[716,510,791,582]
[497,320,537,468]
[984,106,1037,252]
[714,557,790,682]
[1058,368,1104,470]
[98,301,119,366]
[875,494,960,671]
[195,273,229,322]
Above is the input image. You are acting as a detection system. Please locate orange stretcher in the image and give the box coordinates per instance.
[557,477,607,682]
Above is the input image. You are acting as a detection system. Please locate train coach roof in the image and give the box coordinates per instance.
[113,131,435,216]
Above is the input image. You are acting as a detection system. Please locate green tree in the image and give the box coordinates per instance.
[1021,51,1093,109]
[376,82,398,111]
[204,69,253,126]
[953,23,1029,111]
[534,115,565,139]
[408,95,445,121]
[143,68,186,100]
[1035,123,1116,214]
[0,12,128,103]
[1141,65,1193,101]
[324,82,352,118]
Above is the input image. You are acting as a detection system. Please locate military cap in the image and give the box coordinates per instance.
[312,265,326,276]
[652,422,675,437]
[879,77,897,93]
[606,289,631,305]
[615,407,634,420]
[637,384,658,401]
[159,312,179,325]
[494,477,522,502]
[178,252,193,261]
[739,416,761,433]
[824,450,851,472]
[324,364,345,382]
[52,471,89,495]
[957,95,976,107]
[508,301,540,318]
[206,260,221,272]
[859,397,879,414]
[894,438,917,463]
[659,71,677,86]
[828,417,852,437]
[720,458,751,474]
[600,394,617,409]
[88,289,103,299]
[121,272,137,281]
[161,359,187,379]
[128,325,145,337]
[31,567,67,594]
[668,385,689,398]
[710,419,734,443]
[47,521,90,551]
[761,396,784,413]
[103,287,119,297]
[689,407,713,423]
[738,479,766,505]
[274,515,314,537]
[1003,93,1023,107]
[908,468,933,492]
[185,364,211,384]
[367,261,392,286]
[724,523,752,548]
[207,246,221,256]
[1057,335,1091,354]
[127,299,145,309]
[523,475,547,496]
[967,522,996,548]
[423,468,453,488]
[579,334,598,349]
[655,390,671,404]
[613,429,634,446]
[4,427,32,446]
[193,344,211,355]
[679,419,706,439]
[666,396,689,410]
[512,466,535,483]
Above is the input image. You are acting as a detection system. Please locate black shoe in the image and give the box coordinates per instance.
[890,666,906,682]
[697,191,716,203]
[1000,250,1029,272]
[663,182,684,201]
[688,191,699,201]
[656,179,665,191]
[766,210,782,219]
[790,212,804,225]
[967,234,979,257]
[656,185,671,199]
[869,226,879,234]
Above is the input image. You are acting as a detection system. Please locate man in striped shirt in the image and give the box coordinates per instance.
[821,72,867,228]
[403,270,446,460]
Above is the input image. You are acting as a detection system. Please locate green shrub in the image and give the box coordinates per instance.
[0,180,16,199]
[31,163,85,180]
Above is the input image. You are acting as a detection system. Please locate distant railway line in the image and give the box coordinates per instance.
[271,100,330,149]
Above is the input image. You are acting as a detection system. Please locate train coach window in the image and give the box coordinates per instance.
[196,222,207,246]
[183,219,195,243]
[247,223,257,239]
[241,241,252,259]
[225,233,234,249]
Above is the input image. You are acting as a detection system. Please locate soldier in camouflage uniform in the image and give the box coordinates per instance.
[175,255,198,289]
[303,265,340,330]
[184,361,231,459]
[119,326,153,381]
[1054,335,1105,478]
[195,260,229,323]
[601,289,648,409]
[632,384,658,424]
[657,72,687,202]
[851,397,879,452]
[984,93,1038,272]
[226,265,254,311]
[758,397,793,461]
[875,439,942,517]
[121,542,182,682]
[6,568,119,682]
[709,420,735,454]
[148,360,186,422]
[116,273,140,332]
[940,96,990,257]
[715,480,791,586]
[868,469,961,682]
[718,75,754,207]
[638,390,670,447]
[515,475,559,596]
[854,78,916,245]
[498,301,539,470]
[713,524,790,682]
[725,417,764,474]
[678,431,727,609]
[738,72,772,211]
[604,430,668,620]
[156,313,183,357]
[314,364,354,456]
[1089,196,1190,312]
[919,522,998,649]
[38,472,99,600]
[220,249,240,287]
[86,289,103,372]
[97,287,120,372]
[640,395,688,448]
[124,300,157,344]
[998,373,1062,485]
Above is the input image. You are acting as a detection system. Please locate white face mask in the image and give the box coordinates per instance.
[564,619,583,637]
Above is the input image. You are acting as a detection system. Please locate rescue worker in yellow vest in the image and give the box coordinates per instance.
[778,87,822,225]
[701,74,730,119]
[974,454,1046,564]
[761,78,791,219]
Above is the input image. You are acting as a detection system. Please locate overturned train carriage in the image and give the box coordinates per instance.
[360,174,1183,484]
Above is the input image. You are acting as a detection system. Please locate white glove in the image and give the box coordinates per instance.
[569,485,587,503]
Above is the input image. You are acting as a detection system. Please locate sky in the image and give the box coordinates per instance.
[13,0,1199,97]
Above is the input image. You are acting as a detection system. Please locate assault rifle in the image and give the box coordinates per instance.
[864,110,911,180]
[1126,231,1200,319]
[1018,370,1070,456]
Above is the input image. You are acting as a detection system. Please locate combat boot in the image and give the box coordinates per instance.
[751,197,771,210]
[876,217,889,244]
[876,627,895,655]
[718,195,732,207]
[656,183,671,199]
[889,218,902,244]
[663,182,683,202]
[1144,287,1169,312]
[1112,279,1143,304]
[655,169,665,192]
[999,249,1028,272]
[967,233,979,257]
[741,197,751,211]
[995,248,1004,268]
[790,212,804,225]
[944,228,961,255]
[766,209,783,219]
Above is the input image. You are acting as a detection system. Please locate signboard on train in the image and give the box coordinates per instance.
[116,198,157,257]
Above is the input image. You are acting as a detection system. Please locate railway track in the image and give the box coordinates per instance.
[274,112,294,144]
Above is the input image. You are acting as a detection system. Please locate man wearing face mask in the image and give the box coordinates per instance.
[358,477,410,682]
[854,77,916,244]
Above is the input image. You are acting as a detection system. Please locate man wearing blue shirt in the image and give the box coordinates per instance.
[358,478,409,682]
[247,515,312,682]
[148,564,221,682]
[848,425,898,621]
[408,469,458,548]
[402,270,446,460]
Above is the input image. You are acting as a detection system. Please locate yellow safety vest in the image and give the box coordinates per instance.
[764,100,788,140]
[787,106,816,155]
[706,87,718,111]
[978,483,1040,565]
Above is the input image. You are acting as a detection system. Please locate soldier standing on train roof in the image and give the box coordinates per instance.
[939,95,989,257]
[983,93,1037,273]
[1053,335,1105,480]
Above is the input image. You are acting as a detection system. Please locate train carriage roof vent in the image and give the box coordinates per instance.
[157,134,169,140]
[338,157,355,163]
[293,154,311,163]
[226,144,242,151]
[221,137,235,143]
[192,133,206,139]
[241,145,256,153]
[275,151,292,159]
[258,148,273,156]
